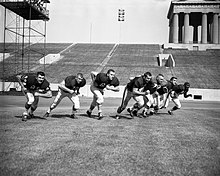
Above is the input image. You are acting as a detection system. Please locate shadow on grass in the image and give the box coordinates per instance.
[109,114,134,120]
[50,114,71,118]
[154,112,171,116]
[15,115,47,120]
[78,113,99,120]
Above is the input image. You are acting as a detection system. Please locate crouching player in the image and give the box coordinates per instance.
[141,74,168,116]
[141,82,159,117]
[165,82,192,115]
[17,71,52,122]
[116,72,153,118]
[86,69,120,120]
[43,73,86,119]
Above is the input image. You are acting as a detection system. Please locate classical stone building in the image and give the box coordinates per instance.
[165,0,220,50]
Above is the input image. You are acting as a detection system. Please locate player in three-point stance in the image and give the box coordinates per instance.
[86,69,120,120]
[43,73,86,119]
[17,71,52,122]
[151,74,168,113]
[116,72,154,118]
[163,80,192,115]
[158,76,178,110]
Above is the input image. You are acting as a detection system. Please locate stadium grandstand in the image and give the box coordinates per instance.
[1,42,220,90]
[0,0,220,101]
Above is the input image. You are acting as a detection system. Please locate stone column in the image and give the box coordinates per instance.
[184,13,190,43]
[212,13,219,44]
[219,15,220,44]
[201,13,207,44]
[173,13,179,43]
[169,25,172,43]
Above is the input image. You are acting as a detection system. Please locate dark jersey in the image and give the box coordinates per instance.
[166,80,174,91]
[172,84,191,98]
[64,75,86,91]
[22,75,50,92]
[172,84,185,94]
[94,73,119,89]
[152,78,168,95]
[127,76,147,92]
[143,81,157,94]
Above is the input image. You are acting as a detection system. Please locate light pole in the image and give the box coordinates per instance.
[118,9,125,44]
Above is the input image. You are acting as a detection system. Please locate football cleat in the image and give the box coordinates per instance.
[97,112,103,120]
[117,106,123,114]
[154,106,159,114]
[22,114,28,122]
[133,109,138,116]
[149,110,154,115]
[70,114,78,119]
[142,110,147,118]
[115,115,120,120]
[168,110,173,115]
[127,108,134,118]
[28,113,34,119]
[86,110,92,118]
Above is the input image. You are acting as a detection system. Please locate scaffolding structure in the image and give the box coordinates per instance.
[0,0,50,92]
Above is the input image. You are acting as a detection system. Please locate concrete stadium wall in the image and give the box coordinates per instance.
[163,43,220,51]
[0,53,10,62]
[1,82,220,102]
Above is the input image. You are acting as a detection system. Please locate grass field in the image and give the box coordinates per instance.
[0,96,220,176]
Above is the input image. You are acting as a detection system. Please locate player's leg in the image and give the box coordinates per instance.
[28,96,39,118]
[87,85,104,119]
[87,85,96,117]
[43,89,65,118]
[96,91,104,120]
[69,94,80,119]
[162,93,171,109]
[128,95,145,117]
[152,92,162,114]
[168,97,181,115]
[117,91,132,114]
[86,95,97,118]
[22,92,35,121]
[142,94,154,117]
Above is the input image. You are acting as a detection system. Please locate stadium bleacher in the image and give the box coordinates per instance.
[163,49,220,89]
[0,43,220,89]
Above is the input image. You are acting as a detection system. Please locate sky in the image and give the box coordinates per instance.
[0,0,172,44]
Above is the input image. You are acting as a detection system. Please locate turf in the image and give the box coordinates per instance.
[0,96,220,176]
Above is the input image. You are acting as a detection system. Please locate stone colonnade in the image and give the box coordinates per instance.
[168,1,220,44]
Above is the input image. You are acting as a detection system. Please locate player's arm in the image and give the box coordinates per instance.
[133,87,147,96]
[34,89,52,98]
[91,71,98,82]
[58,80,75,94]
[16,74,27,91]
[76,78,86,95]
[106,85,120,92]
[106,77,120,92]
[183,88,192,98]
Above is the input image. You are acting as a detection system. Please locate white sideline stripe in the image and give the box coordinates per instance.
[59,43,76,54]
[94,44,118,73]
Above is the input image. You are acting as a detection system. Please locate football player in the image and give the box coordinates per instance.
[154,74,168,108]
[86,69,120,120]
[43,73,86,119]
[17,71,52,121]
[159,76,178,109]
[166,82,192,115]
[117,72,154,118]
